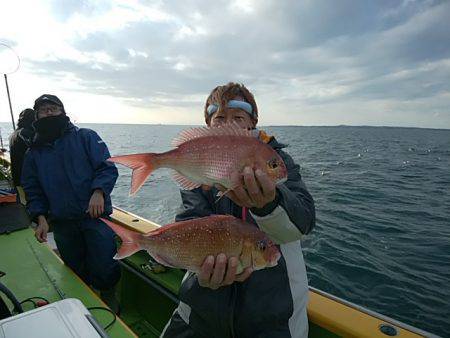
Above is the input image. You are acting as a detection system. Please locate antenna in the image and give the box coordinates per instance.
[0,42,21,130]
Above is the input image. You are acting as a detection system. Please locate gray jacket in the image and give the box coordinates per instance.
[172,136,315,338]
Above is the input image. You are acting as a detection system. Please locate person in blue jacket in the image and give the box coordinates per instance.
[21,94,121,312]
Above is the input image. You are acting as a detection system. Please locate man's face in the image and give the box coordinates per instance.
[37,103,62,119]
[208,97,256,129]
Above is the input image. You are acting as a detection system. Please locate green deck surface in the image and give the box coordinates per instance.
[0,228,136,338]
[117,263,178,337]
[118,251,183,337]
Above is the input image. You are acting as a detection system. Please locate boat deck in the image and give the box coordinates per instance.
[0,228,137,338]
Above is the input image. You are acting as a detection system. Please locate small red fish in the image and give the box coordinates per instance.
[108,124,287,195]
[101,215,281,273]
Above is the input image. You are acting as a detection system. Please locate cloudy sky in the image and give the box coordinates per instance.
[0,0,449,128]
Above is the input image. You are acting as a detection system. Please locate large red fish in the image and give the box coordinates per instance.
[108,124,287,195]
[101,215,281,273]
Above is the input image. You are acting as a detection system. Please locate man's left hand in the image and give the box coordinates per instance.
[217,167,276,209]
[87,189,104,218]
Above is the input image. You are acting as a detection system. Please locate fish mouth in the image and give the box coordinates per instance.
[251,247,281,270]
[266,245,281,267]
[270,250,282,267]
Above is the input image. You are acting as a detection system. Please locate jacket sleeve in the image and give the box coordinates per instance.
[21,151,50,219]
[83,130,118,196]
[250,150,315,243]
[175,188,214,222]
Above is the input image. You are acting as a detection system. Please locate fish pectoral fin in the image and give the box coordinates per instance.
[214,189,232,203]
[214,184,241,204]
[152,254,178,268]
[172,171,201,191]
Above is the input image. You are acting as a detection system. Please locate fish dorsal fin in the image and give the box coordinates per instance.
[171,123,253,147]
[172,170,201,190]
[144,219,188,237]
[144,214,237,237]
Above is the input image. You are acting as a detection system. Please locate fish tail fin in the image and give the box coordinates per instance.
[108,153,157,195]
[101,218,142,259]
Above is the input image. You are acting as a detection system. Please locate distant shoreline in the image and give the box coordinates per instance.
[72,123,450,131]
[0,121,449,131]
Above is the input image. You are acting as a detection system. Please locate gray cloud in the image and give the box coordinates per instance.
[28,0,450,127]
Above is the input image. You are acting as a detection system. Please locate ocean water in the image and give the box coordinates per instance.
[2,123,449,336]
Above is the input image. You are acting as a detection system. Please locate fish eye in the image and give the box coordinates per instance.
[257,240,267,251]
[268,158,279,169]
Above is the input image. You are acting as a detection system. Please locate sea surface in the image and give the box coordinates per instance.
[2,123,449,336]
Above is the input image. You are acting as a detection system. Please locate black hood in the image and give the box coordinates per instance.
[17,109,35,129]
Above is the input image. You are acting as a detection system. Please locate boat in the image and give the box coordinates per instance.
[0,151,439,337]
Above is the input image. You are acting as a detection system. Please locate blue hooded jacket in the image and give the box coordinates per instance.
[22,123,118,220]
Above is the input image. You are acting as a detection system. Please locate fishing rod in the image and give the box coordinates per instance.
[4,74,15,130]
[0,43,20,131]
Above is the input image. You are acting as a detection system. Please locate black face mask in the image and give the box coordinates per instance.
[33,115,70,143]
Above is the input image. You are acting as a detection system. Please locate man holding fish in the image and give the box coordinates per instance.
[110,82,315,337]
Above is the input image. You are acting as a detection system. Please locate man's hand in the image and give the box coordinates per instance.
[216,167,276,209]
[197,254,253,290]
[87,189,105,218]
[35,215,49,243]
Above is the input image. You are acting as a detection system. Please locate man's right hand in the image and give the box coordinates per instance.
[197,254,253,290]
[35,215,49,243]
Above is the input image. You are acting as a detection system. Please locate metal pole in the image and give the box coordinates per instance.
[4,74,16,130]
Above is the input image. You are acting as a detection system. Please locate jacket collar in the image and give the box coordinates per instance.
[257,129,286,149]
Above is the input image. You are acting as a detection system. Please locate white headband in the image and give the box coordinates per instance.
[207,100,255,118]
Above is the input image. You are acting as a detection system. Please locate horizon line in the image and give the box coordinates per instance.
[0,121,449,131]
